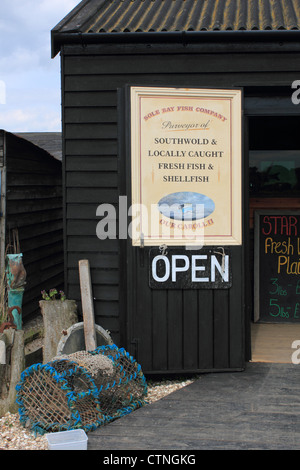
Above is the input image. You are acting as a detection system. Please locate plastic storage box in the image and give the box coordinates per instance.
[46,429,88,450]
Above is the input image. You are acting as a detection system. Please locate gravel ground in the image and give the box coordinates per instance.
[0,374,195,450]
[0,317,196,450]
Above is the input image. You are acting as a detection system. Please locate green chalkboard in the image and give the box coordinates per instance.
[254,210,300,323]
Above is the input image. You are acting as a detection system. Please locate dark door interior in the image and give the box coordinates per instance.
[249,116,300,322]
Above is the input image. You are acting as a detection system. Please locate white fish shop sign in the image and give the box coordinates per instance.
[130,87,242,247]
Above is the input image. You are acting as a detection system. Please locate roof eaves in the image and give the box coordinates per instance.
[51,28,300,57]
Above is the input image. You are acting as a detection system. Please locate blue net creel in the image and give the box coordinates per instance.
[16,345,147,435]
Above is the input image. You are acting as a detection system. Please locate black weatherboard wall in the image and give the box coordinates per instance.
[0,131,64,321]
[52,0,300,374]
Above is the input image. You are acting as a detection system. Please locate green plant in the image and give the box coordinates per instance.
[41,289,66,301]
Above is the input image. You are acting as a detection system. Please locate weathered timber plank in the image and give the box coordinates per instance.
[6,198,62,214]
[64,91,117,107]
[7,210,63,228]
[67,252,119,269]
[251,323,300,364]
[67,236,118,252]
[65,139,117,155]
[64,53,300,75]
[66,188,119,204]
[183,290,199,370]
[67,204,103,219]
[6,173,62,186]
[65,155,117,172]
[68,267,118,285]
[198,290,214,369]
[79,259,97,351]
[213,290,229,369]
[88,363,300,450]
[66,171,118,188]
[64,72,298,92]
[6,187,62,200]
[65,107,117,124]
[228,246,245,369]
[166,290,183,371]
[67,219,106,236]
[152,289,168,371]
[65,123,117,139]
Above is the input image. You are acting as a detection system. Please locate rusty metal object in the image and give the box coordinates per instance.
[0,306,21,333]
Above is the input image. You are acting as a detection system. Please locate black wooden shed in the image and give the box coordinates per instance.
[0,131,63,322]
[51,0,300,374]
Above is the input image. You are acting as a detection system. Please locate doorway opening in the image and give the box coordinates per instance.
[249,116,300,362]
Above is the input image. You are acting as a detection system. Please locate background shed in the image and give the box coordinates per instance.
[51,0,300,374]
[0,130,63,322]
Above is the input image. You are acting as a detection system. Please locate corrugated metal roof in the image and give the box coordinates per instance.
[51,0,300,56]
[53,0,300,34]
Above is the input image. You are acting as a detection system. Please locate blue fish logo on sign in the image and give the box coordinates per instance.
[158,191,215,221]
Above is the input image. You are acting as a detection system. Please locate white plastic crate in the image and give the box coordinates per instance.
[46,429,88,450]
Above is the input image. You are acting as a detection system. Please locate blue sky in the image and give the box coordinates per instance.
[0,0,80,132]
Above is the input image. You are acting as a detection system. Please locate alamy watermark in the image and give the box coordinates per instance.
[291,340,300,364]
[95,196,206,248]
[291,80,300,105]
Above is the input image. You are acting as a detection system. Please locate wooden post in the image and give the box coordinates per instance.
[0,329,24,416]
[40,299,78,363]
[79,259,97,351]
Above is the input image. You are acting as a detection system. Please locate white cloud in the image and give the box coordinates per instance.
[0,0,80,132]
[0,81,6,105]
[0,109,36,126]
[0,105,62,132]
[1,0,80,33]
[0,48,42,74]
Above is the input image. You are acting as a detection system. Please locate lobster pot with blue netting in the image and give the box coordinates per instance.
[16,345,148,435]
